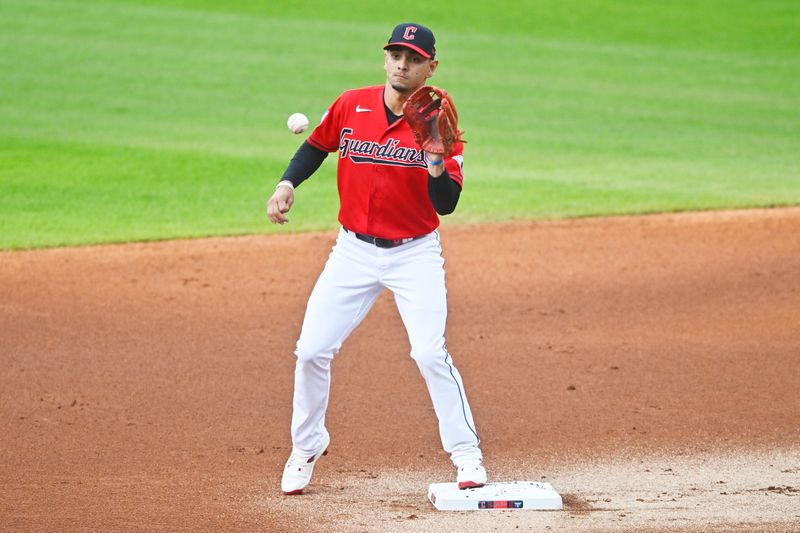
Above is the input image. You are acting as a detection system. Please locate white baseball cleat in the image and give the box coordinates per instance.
[281,432,331,495]
[456,459,487,489]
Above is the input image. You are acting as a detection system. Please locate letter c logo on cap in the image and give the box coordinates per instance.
[403,26,417,40]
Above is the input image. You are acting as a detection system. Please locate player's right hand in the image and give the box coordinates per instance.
[267,185,294,224]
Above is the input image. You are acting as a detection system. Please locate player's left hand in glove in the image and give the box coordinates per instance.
[403,85,464,157]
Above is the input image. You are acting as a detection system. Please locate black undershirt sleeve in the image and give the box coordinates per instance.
[428,170,462,215]
[280,141,329,188]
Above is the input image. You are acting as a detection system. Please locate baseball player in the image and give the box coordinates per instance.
[267,22,486,495]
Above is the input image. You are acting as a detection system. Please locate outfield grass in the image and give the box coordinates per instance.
[1,0,798,249]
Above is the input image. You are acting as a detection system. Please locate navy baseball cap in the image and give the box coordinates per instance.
[384,23,436,59]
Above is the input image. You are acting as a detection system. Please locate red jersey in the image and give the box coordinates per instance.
[307,85,464,240]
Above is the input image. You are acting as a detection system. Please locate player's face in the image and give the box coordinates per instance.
[384,48,438,93]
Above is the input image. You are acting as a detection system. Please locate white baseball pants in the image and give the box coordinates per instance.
[290,227,482,466]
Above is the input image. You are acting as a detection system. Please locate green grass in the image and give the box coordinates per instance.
[1,0,799,249]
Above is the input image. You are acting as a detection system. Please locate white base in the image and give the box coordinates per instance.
[428,481,563,511]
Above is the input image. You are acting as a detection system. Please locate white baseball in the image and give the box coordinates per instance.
[287,112,309,134]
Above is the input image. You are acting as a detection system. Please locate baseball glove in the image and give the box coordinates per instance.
[403,85,464,157]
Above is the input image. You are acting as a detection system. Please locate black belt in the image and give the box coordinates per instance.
[344,228,423,248]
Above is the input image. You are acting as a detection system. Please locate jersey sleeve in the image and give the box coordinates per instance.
[307,94,344,153]
[444,142,465,187]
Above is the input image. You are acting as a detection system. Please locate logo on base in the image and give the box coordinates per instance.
[478,500,524,509]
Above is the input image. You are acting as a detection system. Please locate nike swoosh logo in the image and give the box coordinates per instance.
[356,105,372,113]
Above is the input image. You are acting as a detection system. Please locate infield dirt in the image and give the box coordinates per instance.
[2,209,799,531]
